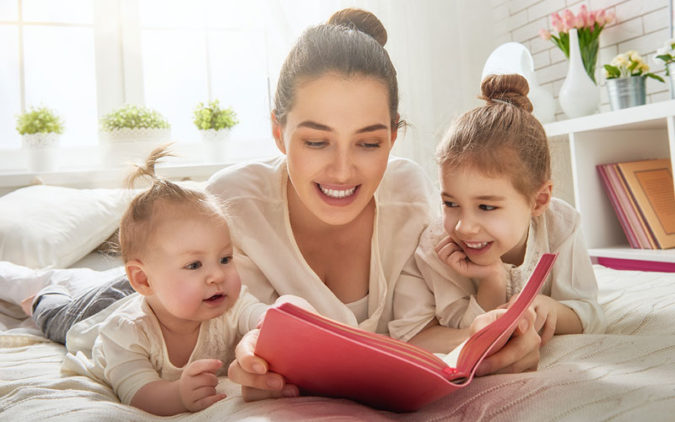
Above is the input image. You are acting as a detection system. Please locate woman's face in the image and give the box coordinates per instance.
[274,73,397,226]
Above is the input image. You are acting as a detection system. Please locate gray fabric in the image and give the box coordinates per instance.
[32,275,134,344]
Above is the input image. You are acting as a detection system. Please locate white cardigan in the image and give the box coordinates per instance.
[206,156,438,334]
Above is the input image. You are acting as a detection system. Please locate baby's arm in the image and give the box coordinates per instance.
[130,359,226,415]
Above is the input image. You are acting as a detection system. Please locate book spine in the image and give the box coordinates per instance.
[597,164,640,248]
[606,163,654,249]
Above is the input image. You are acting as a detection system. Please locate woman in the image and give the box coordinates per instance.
[28,7,540,401]
[208,8,541,400]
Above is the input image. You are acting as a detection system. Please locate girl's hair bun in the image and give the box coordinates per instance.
[327,8,387,47]
[480,74,533,112]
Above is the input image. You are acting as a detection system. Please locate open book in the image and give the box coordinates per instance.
[255,253,557,412]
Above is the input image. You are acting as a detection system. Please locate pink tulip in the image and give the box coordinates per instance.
[563,9,575,31]
[578,5,591,27]
[539,28,552,40]
[551,12,564,33]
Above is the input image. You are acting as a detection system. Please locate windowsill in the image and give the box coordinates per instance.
[0,138,279,194]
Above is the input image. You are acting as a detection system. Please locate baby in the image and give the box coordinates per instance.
[58,146,308,415]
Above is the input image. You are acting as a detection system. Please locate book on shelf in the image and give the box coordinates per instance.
[597,159,675,250]
[254,253,558,412]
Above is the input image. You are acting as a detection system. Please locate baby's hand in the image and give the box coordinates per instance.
[179,359,227,412]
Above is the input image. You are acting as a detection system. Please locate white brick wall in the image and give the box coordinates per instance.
[494,0,672,120]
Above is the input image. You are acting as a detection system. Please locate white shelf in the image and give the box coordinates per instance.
[545,99,675,266]
[545,99,675,136]
[589,247,675,263]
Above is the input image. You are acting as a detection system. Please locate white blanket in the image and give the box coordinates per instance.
[2,262,675,421]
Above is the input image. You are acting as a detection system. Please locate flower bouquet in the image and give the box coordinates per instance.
[654,39,675,75]
[539,5,615,84]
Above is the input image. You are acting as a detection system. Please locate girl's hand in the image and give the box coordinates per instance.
[228,329,300,401]
[530,295,558,345]
[179,359,227,412]
[435,236,506,281]
[473,307,541,376]
[435,236,507,310]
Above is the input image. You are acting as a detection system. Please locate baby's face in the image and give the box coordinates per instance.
[142,212,241,324]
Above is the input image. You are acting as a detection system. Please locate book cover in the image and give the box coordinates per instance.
[597,163,656,249]
[616,159,675,249]
[255,253,558,412]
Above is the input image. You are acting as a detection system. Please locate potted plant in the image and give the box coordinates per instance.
[603,50,664,110]
[654,38,675,98]
[16,106,63,148]
[99,104,170,143]
[193,99,239,143]
[16,106,64,171]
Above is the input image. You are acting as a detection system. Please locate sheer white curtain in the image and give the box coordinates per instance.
[262,0,495,181]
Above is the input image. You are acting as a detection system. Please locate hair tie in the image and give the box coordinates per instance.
[492,98,511,106]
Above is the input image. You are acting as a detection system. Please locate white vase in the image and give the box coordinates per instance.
[200,128,231,162]
[22,132,59,172]
[99,128,171,168]
[558,28,599,119]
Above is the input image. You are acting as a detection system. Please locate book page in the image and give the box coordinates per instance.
[438,339,467,368]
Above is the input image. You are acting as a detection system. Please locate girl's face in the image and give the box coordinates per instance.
[440,165,548,267]
[135,209,241,327]
[273,73,397,227]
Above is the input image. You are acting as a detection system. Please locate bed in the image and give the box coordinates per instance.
[2,185,675,421]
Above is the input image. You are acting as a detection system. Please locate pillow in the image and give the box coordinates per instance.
[0,185,130,269]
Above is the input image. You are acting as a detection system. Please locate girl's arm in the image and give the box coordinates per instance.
[408,307,541,376]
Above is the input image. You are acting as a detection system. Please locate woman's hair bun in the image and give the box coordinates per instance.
[327,8,387,47]
[480,74,533,112]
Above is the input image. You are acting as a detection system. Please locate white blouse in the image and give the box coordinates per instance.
[206,156,439,334]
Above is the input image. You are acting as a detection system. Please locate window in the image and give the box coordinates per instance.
[1,0,275,159]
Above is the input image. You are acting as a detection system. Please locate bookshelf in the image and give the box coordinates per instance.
[545,99,675,270]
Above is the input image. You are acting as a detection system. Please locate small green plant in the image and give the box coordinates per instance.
[193,100,239,131]
[603,50,664,82]
[100,104,170,132]
[16,106,64,135]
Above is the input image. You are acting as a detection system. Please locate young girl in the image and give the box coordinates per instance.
[389,74,606,349]
[58,147,309,416]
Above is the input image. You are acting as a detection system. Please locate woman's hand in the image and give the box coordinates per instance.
[473,307,541,376]
[228,329,300,401]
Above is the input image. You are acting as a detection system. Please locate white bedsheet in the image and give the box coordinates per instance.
[2,261,675,421]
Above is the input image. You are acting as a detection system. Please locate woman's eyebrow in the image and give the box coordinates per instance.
[297,120,332,131]
[356,123,388,134]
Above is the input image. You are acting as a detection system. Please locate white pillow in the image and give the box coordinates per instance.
[0,185,130,269]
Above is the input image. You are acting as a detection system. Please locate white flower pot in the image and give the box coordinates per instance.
[99,128,171,168]
[22,133,59,172]
[99,127,171,143]
[200,128,231,163]
[558,29,600,118]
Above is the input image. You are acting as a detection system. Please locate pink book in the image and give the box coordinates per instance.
[255,253,557,412]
